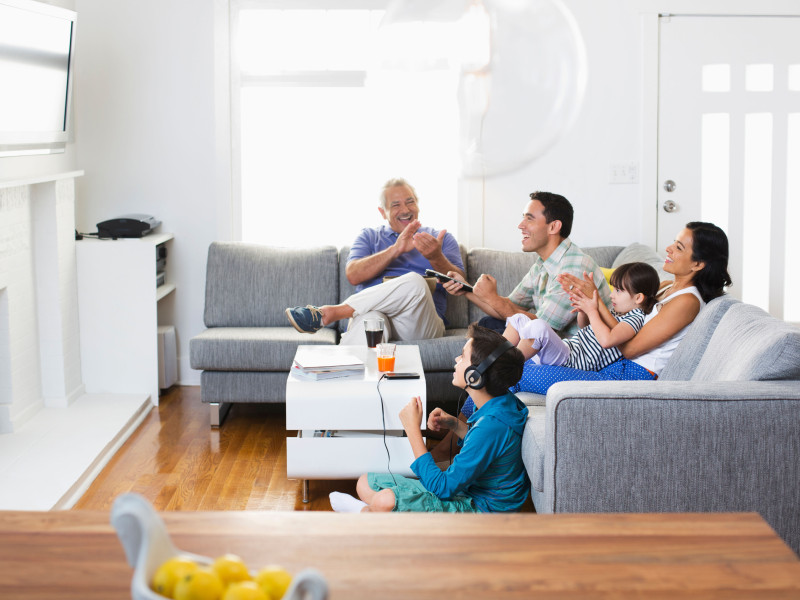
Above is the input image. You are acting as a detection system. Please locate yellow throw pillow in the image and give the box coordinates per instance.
[600,267,615,285]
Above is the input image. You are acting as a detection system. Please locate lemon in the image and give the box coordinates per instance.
[152,555,199,598]
[212,554,252,587]
[222,581,268,600]
[174,567,225,600]
[254,566,292,600]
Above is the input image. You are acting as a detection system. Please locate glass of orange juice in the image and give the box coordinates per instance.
[377,343,396,372]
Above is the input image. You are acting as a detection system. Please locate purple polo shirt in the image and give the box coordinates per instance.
[347,224,464,322]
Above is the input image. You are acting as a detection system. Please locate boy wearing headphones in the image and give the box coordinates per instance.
[330,324,530,513]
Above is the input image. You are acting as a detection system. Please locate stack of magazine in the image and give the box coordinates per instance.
[291,348,365,381]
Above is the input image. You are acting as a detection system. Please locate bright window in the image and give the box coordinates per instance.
[231,1,460,248]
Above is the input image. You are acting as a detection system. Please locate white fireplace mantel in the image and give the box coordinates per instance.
[0,170,151,511]
[0,170,85,190]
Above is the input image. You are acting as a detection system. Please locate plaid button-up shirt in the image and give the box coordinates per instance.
[508,238,612,337]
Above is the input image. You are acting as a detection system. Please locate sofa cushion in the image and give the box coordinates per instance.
[200,370,292,403]
[521,406,547,492]
[338,246,357,311]
[190,327,337,371]
[396,329,469,371]
[611,242,670,281]
[690,303,800,381]
[659,296,739,381]
[516,391,546,407]
[583,246,625,269]
[466,249,539,324]
[203,243,340,328]
[444,245,470,329]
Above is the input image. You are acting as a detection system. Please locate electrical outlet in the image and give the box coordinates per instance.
[609,161,639,184]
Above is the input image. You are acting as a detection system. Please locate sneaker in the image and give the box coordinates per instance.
[285,305,324,333]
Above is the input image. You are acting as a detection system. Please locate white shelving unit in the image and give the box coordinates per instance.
[76,233,175,405]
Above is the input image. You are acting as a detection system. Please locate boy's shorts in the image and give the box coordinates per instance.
[368,473,478,513]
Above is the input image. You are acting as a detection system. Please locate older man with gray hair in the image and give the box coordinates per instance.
[286,178,465,344]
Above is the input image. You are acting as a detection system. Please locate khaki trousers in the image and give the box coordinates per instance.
[339,272,445,345]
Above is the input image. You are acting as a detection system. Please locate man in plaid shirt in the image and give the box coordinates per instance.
[431,192,612,463]
[443,191,611,338]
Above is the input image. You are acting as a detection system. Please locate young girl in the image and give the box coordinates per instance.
[503,262,660,372]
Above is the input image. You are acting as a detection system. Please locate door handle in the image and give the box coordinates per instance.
[663,179,676,192]
[663,199,678,213]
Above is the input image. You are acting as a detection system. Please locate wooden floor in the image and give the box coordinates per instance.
[73,385,534,513]
[72,386,357,511]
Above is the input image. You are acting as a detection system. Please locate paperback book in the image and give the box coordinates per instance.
[290,363,364,381]
[293,348,365,371]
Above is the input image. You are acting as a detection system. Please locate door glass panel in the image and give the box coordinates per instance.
[785,114,800,322]
[745,64,774,92]
[789,65,800,91]
[742,113,773,311]
[702,64,730,92]
[700,113,730,233]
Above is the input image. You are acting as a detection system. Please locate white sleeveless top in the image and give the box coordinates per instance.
[633,285,705,376]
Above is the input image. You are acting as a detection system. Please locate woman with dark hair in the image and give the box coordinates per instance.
[512,222,731,394]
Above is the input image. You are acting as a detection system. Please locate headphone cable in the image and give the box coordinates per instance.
[376,375,397,486]
[449,389,468,468]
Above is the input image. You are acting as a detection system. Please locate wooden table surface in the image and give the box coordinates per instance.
[1,510,799,599]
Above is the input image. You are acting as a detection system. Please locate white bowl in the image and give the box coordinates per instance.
[111,493,328,600]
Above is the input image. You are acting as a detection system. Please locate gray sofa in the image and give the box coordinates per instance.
[189,241,661,425]
[521,296,800,554]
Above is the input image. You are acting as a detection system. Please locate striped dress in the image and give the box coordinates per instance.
[564,308,646,371]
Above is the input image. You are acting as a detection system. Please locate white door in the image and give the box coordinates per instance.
[657,15,800,321]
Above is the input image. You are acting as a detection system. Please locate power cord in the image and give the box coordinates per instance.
[376,374,397,486]
[75,229,105,240]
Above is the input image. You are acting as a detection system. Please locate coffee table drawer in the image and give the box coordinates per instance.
[287,435,418,479]
[286,381,426,430]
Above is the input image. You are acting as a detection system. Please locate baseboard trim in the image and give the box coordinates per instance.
[51,397,153,510]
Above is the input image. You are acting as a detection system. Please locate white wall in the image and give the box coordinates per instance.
[479,0,647,251]
[73,0,226,385]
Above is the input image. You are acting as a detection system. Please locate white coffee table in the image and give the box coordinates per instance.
[286,345,426,502]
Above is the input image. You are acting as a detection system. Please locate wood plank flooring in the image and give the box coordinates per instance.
[73,385,533,513]
[72,386,357,511]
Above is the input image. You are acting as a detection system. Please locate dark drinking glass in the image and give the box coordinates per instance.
[363,317,384,348]
[366,329,382,348]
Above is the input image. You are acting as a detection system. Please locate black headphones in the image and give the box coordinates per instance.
[464,339,515,390]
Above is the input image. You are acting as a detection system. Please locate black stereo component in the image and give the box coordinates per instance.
[97,214,161,238]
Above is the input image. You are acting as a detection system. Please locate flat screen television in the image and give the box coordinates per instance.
[0,0,76,156]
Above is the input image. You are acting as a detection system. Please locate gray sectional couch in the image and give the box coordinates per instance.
[189,241,661,424]
[189,240,800,553]
[521,296,800,553]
